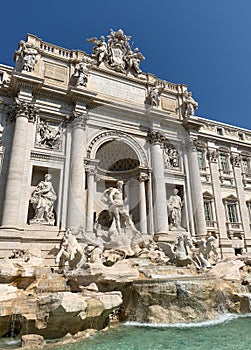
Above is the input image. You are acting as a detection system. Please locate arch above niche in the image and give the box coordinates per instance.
[86,130,148,167]
[96,140,140,171]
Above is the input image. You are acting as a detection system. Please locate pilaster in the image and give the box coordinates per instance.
[207,148,228,241]
[231,152,250,247]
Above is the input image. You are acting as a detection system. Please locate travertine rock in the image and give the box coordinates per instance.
[209,259,245,281]
[21,334,45,348]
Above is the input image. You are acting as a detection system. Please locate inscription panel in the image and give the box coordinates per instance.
[89,74,145,104]
[44,62,67,83]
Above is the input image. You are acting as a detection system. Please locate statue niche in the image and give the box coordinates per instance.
[29,174,57,226]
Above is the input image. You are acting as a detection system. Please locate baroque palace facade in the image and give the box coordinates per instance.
[0,30,250,259]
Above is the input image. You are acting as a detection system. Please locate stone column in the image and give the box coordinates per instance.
[187,140,207,236]
[231,153,250,246]
[182,143,195,236]
[207,149,228,239]
[86,165,96,233]
[67,111,88,229]
[2,99,38,227]
[138,173,148,234]
[146,172,154,234]
[148,131,169,233]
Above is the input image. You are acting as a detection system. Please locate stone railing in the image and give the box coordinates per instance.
[206,220,218,228]
[226,222,243,231]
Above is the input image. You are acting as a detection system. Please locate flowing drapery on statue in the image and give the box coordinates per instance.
[30,174,57,225]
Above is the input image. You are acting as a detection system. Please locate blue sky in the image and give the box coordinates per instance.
[0,0,250,130]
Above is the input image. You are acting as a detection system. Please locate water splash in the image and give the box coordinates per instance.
[125,312,251,328]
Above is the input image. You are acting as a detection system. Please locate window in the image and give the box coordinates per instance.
[226,203,238,223]
[242,158,251,175]
[197,150,204,169]
[238,133,244,141]
[217,127,223,135]
[220,153,230,173]
[247,202,251,222]
[204,200,213,221]
[0,73,3,84]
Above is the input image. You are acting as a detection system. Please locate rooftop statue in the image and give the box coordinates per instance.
[148,80,165,107]
[182,90,198,119]
[73,59,90,87]
[15,40,38,72]
[87,29,145,76]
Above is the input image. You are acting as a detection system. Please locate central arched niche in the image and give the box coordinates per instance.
[95,139,140,229]
[96,140,140,171]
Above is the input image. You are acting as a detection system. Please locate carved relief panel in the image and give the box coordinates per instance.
[35,118,64,151]
[163,145,180,170]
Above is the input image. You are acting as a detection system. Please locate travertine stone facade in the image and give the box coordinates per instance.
[0,31,250,259]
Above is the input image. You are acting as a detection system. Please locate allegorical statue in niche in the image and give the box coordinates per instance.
[167,189,184,231]
[30,174,57,225]
[101,180,138,234]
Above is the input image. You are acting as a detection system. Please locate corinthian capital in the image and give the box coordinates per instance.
[207,149,218,163]
[147,130,165,145]
[10,98,38,123]
[231,154,241,167]
[69,111,89,129]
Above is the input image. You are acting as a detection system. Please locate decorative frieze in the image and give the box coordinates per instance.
[30,151,65,163]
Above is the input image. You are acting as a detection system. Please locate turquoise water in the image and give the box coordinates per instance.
[53,314,251,350]
[1,315,250,349]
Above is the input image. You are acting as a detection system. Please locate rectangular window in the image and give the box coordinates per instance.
[238,133,244,141]
[227,203,238,223]
[204,201,213,221]
[247,202,251,222]
[242,158,251,175]
[220,154,229,173]
[217,127,223,135]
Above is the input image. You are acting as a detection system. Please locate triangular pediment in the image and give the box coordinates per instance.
[203,191,214,199]
[223,194,238,202]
